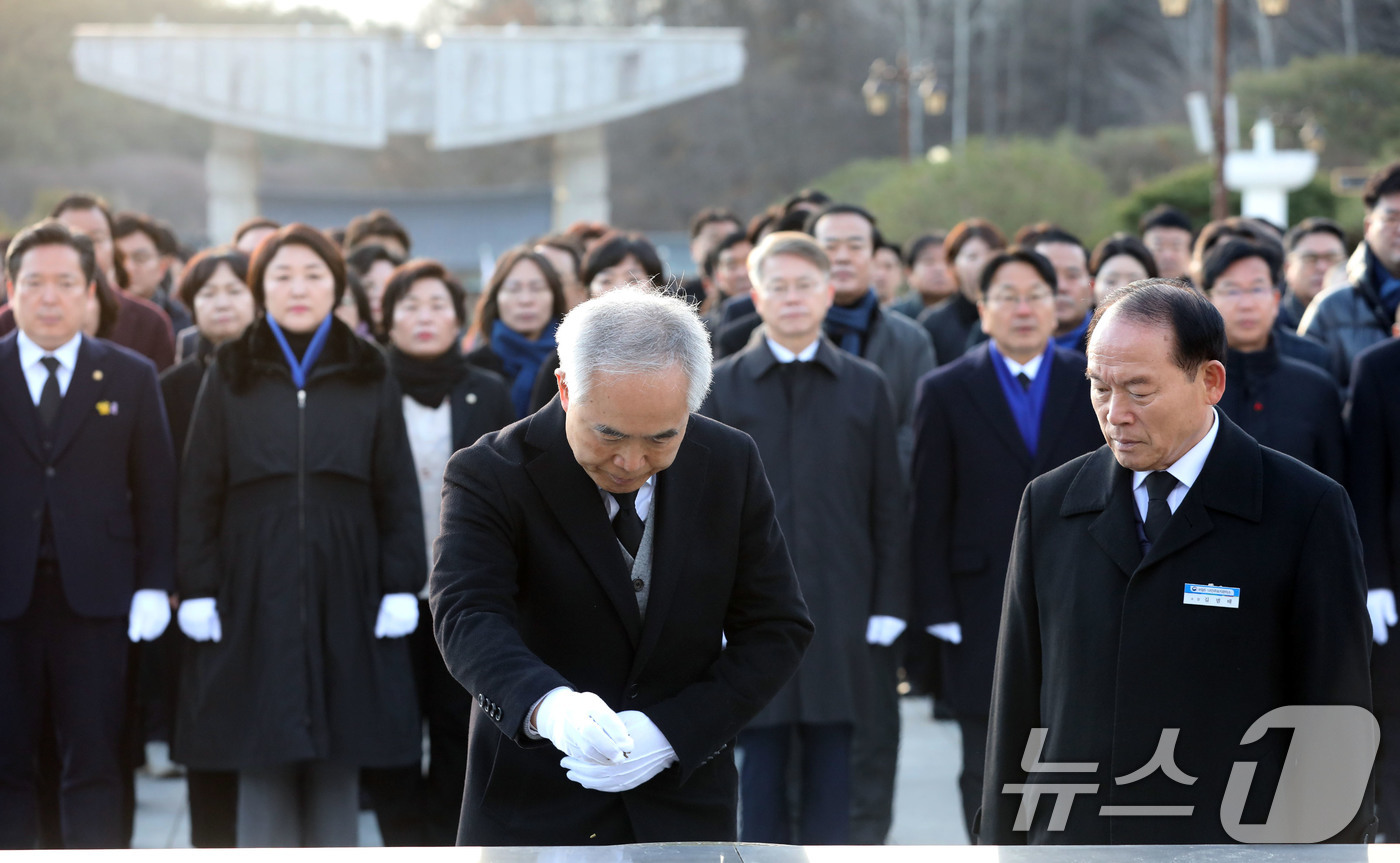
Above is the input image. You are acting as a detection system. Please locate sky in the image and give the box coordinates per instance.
[228,0,437,29]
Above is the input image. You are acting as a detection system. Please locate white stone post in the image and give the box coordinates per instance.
[205,124,260,245]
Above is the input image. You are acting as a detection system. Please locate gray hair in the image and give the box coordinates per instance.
[556,284,713,412]
[748,230,831,288]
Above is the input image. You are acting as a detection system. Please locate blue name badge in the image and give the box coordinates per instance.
[1183,583,1240,609]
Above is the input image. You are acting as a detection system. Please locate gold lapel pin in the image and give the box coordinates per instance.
[92,370,103,381]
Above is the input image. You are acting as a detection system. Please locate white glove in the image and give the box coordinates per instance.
[128,589,171,642]
[535,689,634,765]
[927,622,963,644]
[178,597,222,642]
[866,615,907,646]
[561,710,677,792]
[374,593,420,638]
[1369,589,1398,646]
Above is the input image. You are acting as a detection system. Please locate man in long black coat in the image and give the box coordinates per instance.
[911,248,1103,839]
[0,221,175,848]
[702,232,908,845]
[430,287,812,846]
[982,279,1375,845]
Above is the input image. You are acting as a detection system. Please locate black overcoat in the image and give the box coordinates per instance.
[702,336,909,726]
[173,317,426,770]
[982,412,1375,844]
[909,343,1102,719]
[430,399,812,846]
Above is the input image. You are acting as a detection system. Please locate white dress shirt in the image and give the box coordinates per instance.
[402,395,454,599]
[17,331,81,404]
[765,336,820,364]
[996,348,1044,382]
[1132,407,1220,521]
[598,475,655,523]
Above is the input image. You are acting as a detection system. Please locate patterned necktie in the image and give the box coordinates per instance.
[1143,470,1177,545]
[38,356,62,430]
[612,490,643,558]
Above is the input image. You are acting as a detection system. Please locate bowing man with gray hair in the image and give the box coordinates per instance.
[430,286,813,846]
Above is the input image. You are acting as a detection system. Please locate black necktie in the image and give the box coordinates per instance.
[1016,371,1032,392]
[779,361,802,403]
[1143,471,1177,545]
[612,490,644,558]
[38,356,62,430]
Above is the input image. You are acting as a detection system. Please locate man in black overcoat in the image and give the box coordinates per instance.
[429,287,812,846]
[983,279,1375,845]
[911,248,1103,838]
[702,231,908,845]
[0,220,175,848]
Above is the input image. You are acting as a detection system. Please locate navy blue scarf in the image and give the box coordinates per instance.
[1368,246,1400,321]
[989,342,1053,456]
[491,319,558,418]
[266,313,333,390]
[1052,310,1092,353]
[824,289,880,356]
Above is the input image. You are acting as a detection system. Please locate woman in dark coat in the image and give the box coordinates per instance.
[158,246,256,848]
[361,258,514,846]
[173,224,425,847]
[462,247,566,418]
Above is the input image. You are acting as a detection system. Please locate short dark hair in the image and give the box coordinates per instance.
[581,231,666,288]
[703,229,750,279]
[1014,220,1063,248]
[113,211,170,254]
[345,208,411,254]
[534,234,583,280]
[1194,216,1282,262]
[232,216,281,245]
[1199,238,1283,294]
[5,219,98,286]
[342,270,372,329]
[979,247,1058,296]
[177,246,252,322]
[805,203,878,239]
[905,231,947,267]
[783,189,831,214]
[346,243,405,278]
[1364,160,1400,211]
[469,247,567,345]
[1138,204,1194,236]
[875,238,903,260]
[945,218,1008,262]
[50,194,115,234]
[1089,278,1226,380]
[1283,217,1346,253]
[1090,233,1158,279]
[689,207,742,240]
[246,223,348,308]
[381,258,468,329]
[1031,226,1089,263]
[746,206,783,244]
[564,221,612,247]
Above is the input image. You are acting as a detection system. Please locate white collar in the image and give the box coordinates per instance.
[1133,407,1219,493]
[17,330,82,371]
[992,342,1046,380]
[765,336,820,364]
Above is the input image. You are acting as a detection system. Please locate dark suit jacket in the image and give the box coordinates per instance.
[0,289,175,372]
[982,412,1375,844]
[703,336,908,726]
[429,399,813,845]
[910,343,1103,719]
[0,332,176,619]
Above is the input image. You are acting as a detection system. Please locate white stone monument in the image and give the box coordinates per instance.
[1224,117,1318,228]
[71,23,746,242]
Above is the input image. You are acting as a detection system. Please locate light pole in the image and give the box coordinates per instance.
[1160,0,1289,221]
[863,56,947,162]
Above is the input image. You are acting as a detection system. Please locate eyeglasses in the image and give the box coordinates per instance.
[762,280,824,297]
[1212,284,1274,301]
[985,289,1054,307]
[1293,252,1344,268]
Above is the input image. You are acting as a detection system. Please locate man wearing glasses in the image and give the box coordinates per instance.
[1300,161,1400,386]
[1278,218,1348,331]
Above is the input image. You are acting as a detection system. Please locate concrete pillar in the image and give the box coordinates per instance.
[551,125,610,232]
[205,124,260,246]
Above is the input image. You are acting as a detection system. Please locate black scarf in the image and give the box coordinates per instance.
[389,343,469,408]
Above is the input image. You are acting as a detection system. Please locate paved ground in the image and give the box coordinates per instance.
[132,695,969,848]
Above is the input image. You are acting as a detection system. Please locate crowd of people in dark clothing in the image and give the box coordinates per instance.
[5,154,1400,849]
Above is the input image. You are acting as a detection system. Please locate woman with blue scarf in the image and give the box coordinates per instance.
[172,224,426,847]
[464,247,567,418]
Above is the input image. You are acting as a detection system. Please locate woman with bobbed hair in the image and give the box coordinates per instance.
[580,230,667,296]
[918,218,1007,364]
[463,246,567,419]
[1089,233,1158,304]
[360,258,514,845]
[173,223,425,848]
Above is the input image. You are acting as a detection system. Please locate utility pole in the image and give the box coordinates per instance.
[952,0,970,149]
[906,0,923,160]
[1211,0,1229,220]
[1341,0,1358,56]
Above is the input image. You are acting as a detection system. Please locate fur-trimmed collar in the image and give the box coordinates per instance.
[216,315,387,394]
